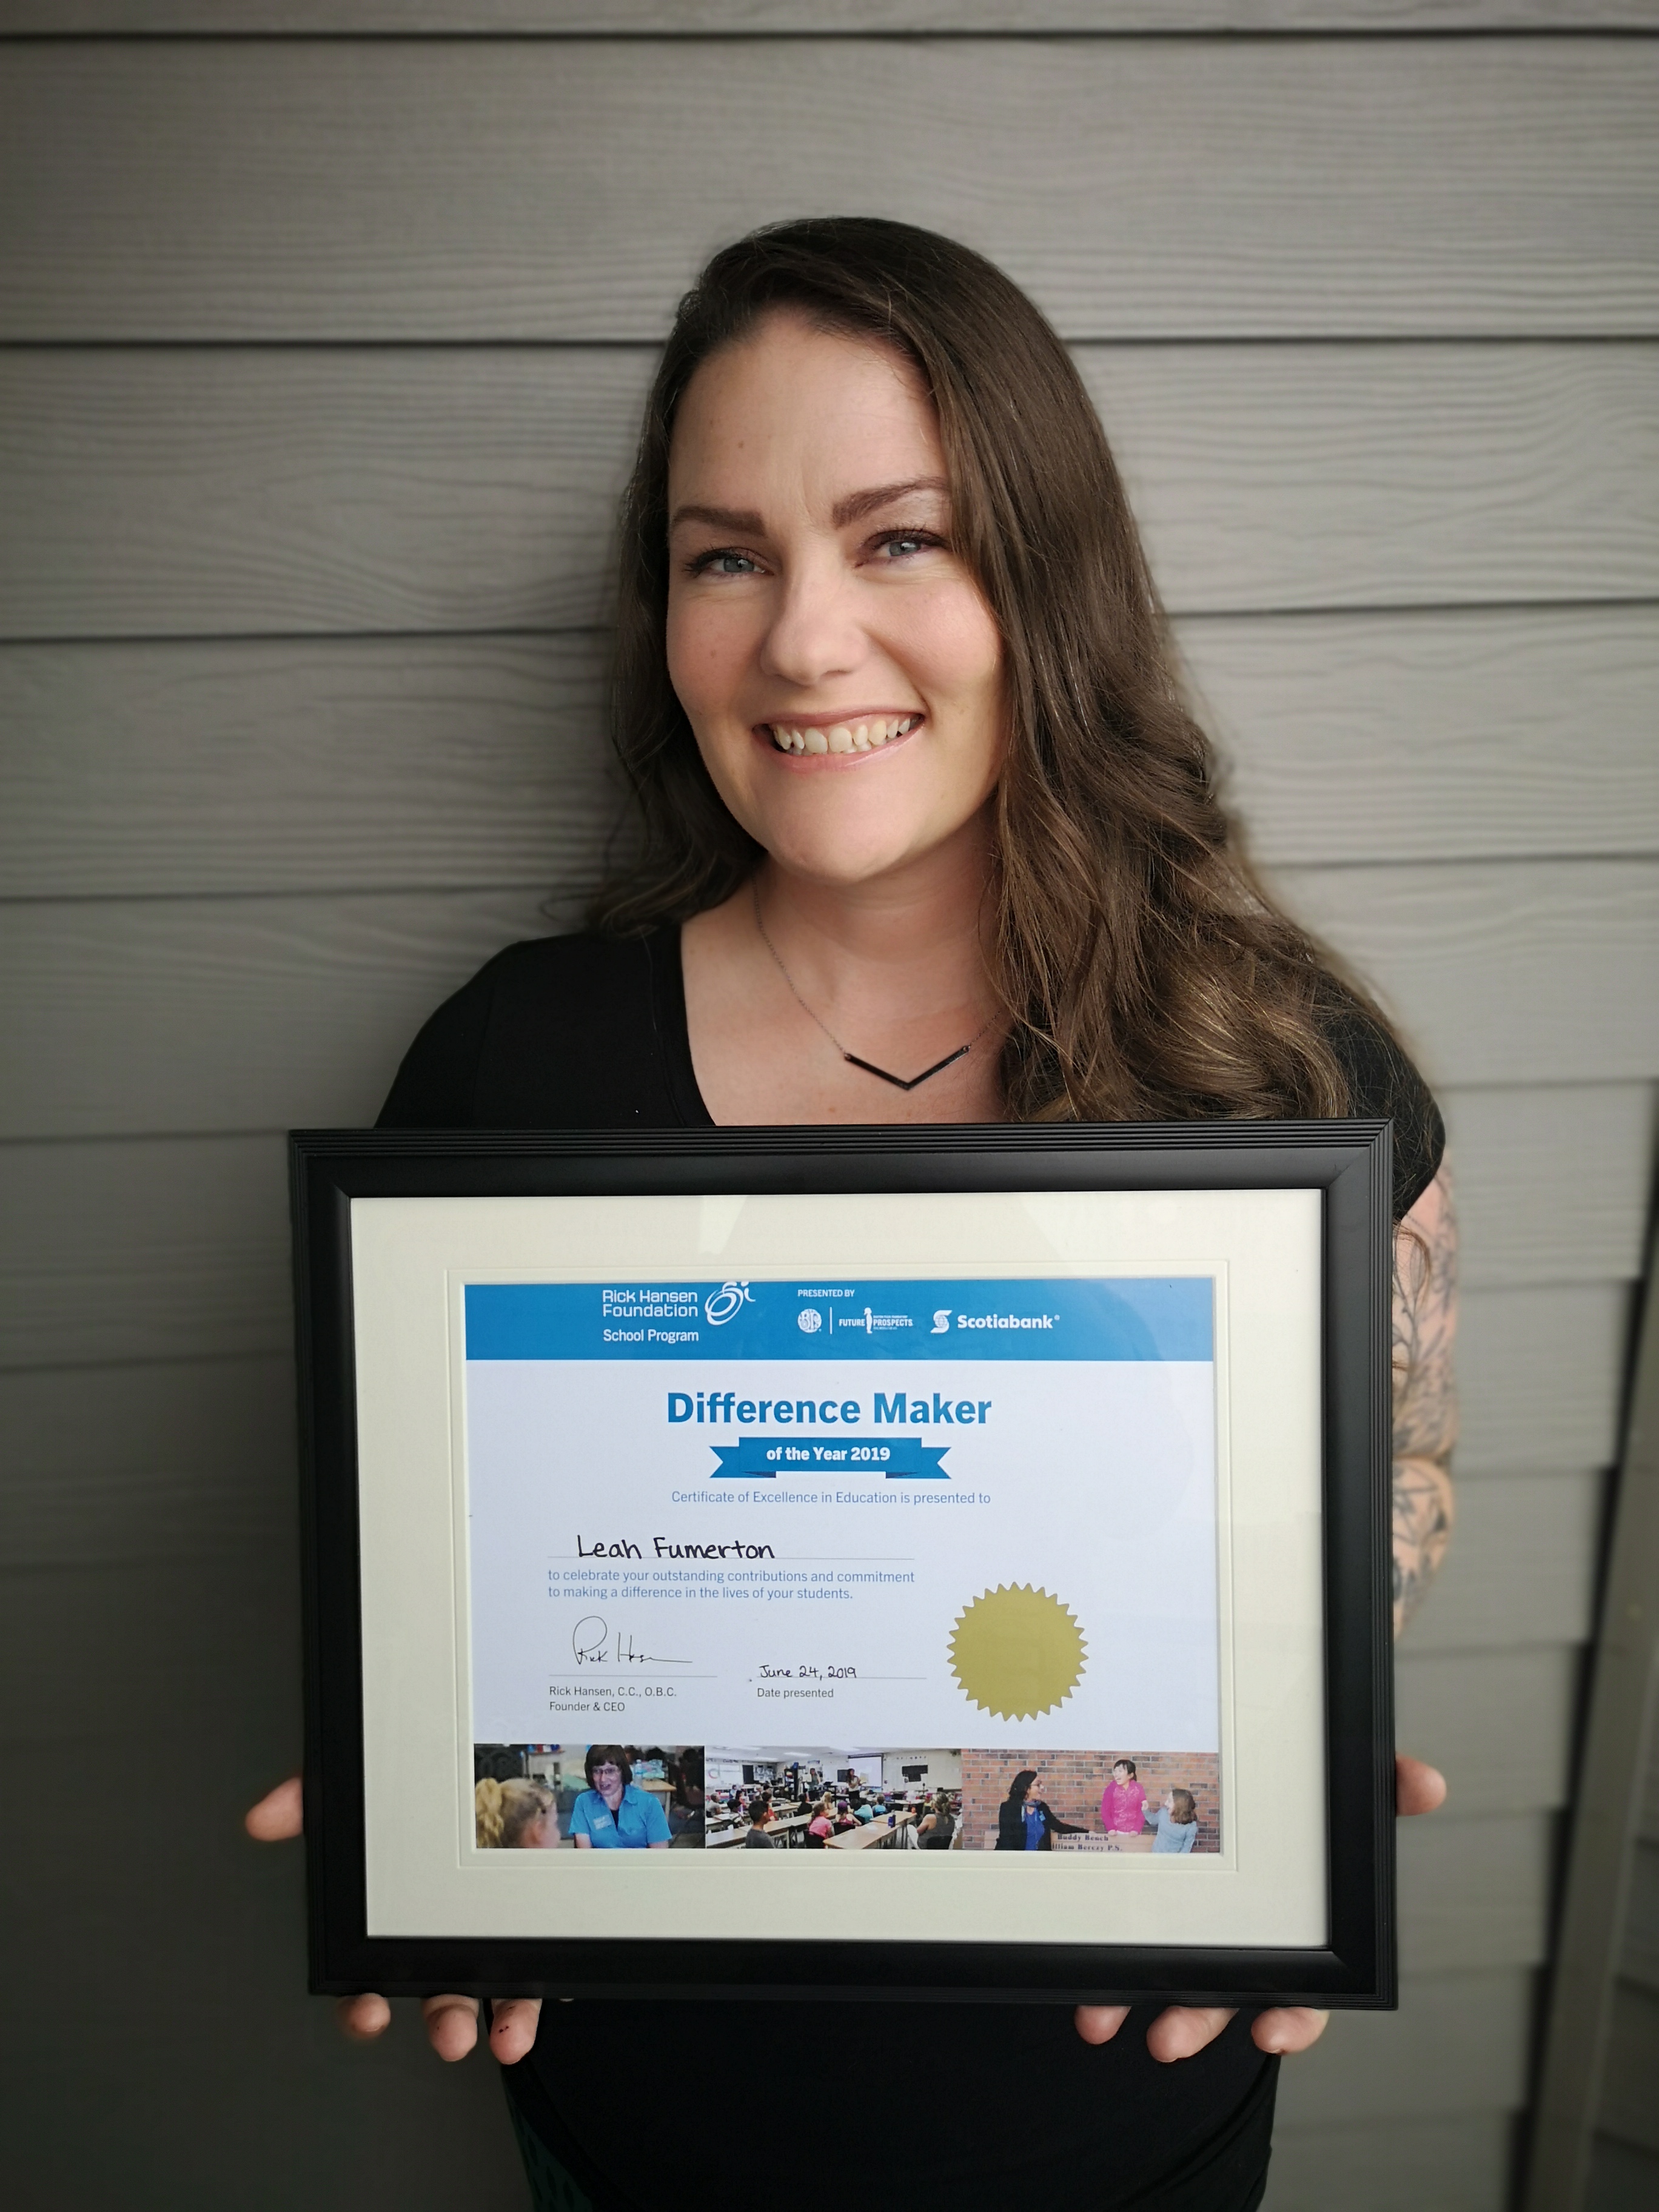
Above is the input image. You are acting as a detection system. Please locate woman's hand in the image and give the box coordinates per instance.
[245,1777,543,2063]
[1073,1754,1447,2059]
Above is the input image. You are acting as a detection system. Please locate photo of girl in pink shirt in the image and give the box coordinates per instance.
[1100,1757,1148,1838]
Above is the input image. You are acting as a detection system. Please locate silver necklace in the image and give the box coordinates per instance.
[752,882,993,1093]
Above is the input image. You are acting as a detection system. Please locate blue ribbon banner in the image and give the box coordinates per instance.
[707,1436,951,1480]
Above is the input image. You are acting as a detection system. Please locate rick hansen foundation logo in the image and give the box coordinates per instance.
[704,1281,754,1326]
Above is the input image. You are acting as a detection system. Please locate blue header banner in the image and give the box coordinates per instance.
[464,1276,1212,1363]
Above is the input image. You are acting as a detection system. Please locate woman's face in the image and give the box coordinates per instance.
[665,312,1005,890]
[591,1760,624,1804]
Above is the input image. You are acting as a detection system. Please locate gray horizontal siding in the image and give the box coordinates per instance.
[0,637,617,899]
[1274,1967,1538,2125]
[10,4,1659,33]
[1282,859,1659,1087]
[1446,1084,1655,1289]
[0,1355,298,1568]
[1187,609,1659,865]
[1397,1647,1582,1814]
[1408,1470,1604,1654]
[2,39,1655,340]
[1456,1283,1632,1475]
[5,345,1657,634]
[1270,2115,1517,2212]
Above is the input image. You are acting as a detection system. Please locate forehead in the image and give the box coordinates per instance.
[668,313,942,501]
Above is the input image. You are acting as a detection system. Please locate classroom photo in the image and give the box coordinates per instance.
[704,1749,964,1851]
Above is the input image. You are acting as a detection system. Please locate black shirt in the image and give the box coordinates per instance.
[380,927,1444,1221]
[379,927,1444,2212]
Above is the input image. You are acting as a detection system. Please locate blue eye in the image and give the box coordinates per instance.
[692,549,759,577]
[877,531,939,561]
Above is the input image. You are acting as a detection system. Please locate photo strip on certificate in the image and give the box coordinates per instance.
[462,1272,1221,1863]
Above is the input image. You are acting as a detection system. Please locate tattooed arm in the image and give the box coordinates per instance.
[1392,1164,1458,1637]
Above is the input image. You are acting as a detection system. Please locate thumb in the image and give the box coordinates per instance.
[246,1775,303,1842]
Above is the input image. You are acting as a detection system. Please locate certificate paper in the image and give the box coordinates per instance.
[466,1273,1221,1845]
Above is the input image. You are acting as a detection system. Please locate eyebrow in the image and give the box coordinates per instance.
[668,501,764,535]
[667,476,950,537]
[831,475,950,528]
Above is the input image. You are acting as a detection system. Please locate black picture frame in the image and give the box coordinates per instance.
[292,1122,1395,2008]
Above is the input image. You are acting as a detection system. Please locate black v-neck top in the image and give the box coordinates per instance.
[377,926,1443,2212]
[380,925,1443,1220]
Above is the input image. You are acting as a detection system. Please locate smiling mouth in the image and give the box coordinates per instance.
[765,712,923,756]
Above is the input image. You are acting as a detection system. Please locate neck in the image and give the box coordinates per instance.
[755,811,996,1022]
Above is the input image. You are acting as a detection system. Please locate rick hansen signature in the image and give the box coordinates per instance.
[571,1615,692,1668]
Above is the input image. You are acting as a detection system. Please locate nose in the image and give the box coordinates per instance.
[758,543,867,691]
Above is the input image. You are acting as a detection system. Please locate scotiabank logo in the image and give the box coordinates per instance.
[704,1281,753,1326]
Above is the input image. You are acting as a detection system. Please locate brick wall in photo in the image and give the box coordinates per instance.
[960,1748,1221,1851]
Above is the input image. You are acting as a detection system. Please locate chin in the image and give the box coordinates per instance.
[760,823,930,886]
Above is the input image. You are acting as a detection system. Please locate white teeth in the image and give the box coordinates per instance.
[770,716,918,753]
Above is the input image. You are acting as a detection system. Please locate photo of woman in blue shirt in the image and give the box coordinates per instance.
[568,1746,672,1849]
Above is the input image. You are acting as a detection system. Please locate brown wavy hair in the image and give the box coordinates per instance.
[592,215,1390,1128]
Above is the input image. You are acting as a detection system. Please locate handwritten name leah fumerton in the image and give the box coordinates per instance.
[576,1533,779,1560]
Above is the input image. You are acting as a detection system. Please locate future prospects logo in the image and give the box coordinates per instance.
[703,1280,754,1327]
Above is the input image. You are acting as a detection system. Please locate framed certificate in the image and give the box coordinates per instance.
[292,1124,1395,2007]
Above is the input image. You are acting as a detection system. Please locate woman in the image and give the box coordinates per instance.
[1101,1758,1149,1840]
[474,1776,560,1851]
[1149,1789,1201,1856]
[250,215,1455,2210]
[668,1747,706,1842]
[995,1769,1089,1853]
[568,1747,671,1850]
[917,1789,957,1851]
